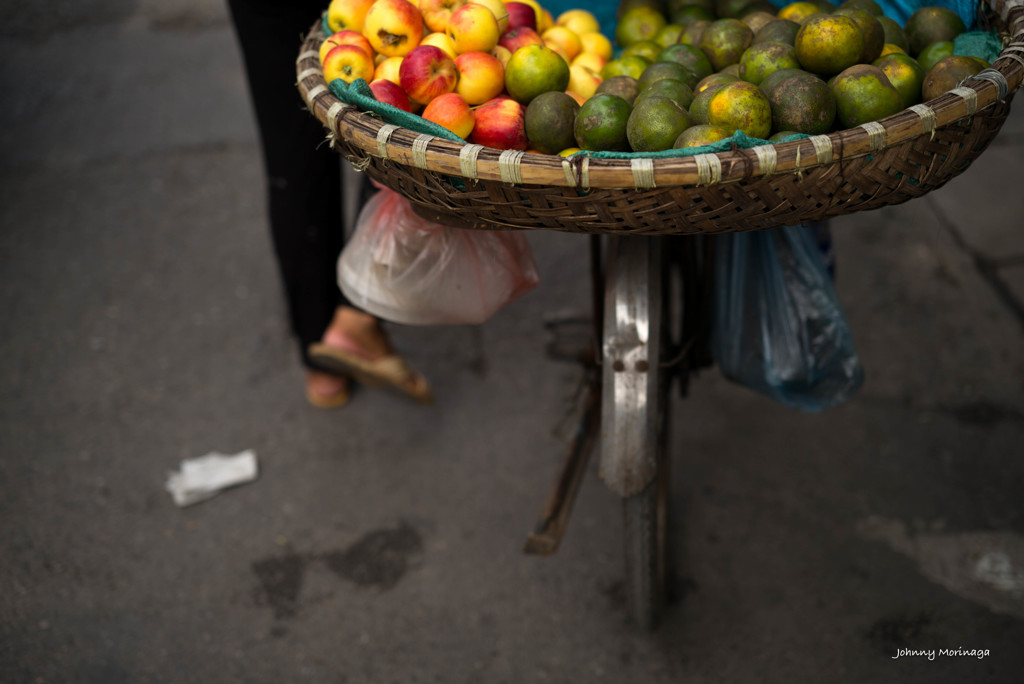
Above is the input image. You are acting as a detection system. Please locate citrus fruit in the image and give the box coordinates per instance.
[524,91,581,154]
[655,23,687,46]
[595,75,641,104]
[698,18,754,71]
[672,6,715,25]
[696,72,740,94]
[680,20,711,45]
[753,19,801,46]
[658,44,714,80]
[622,39,664,63]
[777,2,820,23]
[916,41,954,73]
[707,80,772,138]
[837,0,881,14]
[922,55,985,100]
[878,43,907,57]
[833,7,885,64]
[769,130,803,141]
[758,67,811,97]
[601,55,652,80]
[741,11,778,35]
[617,6,669,48]
[575,93,633,151]
[618,0,666,20]
[794,14,864,76]
[905,6,967,56]
[636,77,695,109]
[738,41,801,86]
[675,123,733,147]
[872,53,925,106]
[638,60,701,91]
[505,44,570,104]
[876,15,909,51]
[627,96,692,151]
[689,82,727,124]
[766,72,836,134]
[715,0,755,18]
[831,64,904,128]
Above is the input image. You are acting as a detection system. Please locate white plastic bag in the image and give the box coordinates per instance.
[339,188,540,325]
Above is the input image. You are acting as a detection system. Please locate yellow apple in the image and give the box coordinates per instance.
[322,43,376,83]
[363,0,425,57]
[571,51,606,74]
[542,26,582,60]
[567,63,601,99]
[419,32,458,59]
[374,55,405,84]
[468,0,509,33]
[418,0,468,34]
[490,44,513,68]
[446,3,501,54]
[455,51,505,104]
[556,9,599,36]
[319,30,375,64]
[326,0,377,33]
[578,32,612,61]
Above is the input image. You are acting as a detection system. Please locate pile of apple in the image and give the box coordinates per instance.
[319,0,611,150]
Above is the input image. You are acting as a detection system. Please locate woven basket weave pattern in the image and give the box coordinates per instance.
[298,0,1024,235]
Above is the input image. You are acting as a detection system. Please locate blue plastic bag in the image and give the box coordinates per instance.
[712,225,864,412]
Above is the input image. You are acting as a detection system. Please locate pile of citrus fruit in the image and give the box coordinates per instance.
[319,0,987,154]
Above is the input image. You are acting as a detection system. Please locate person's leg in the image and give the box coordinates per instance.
[227,0,346,367]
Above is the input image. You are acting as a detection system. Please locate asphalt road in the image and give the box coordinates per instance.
[2,2,1024,682]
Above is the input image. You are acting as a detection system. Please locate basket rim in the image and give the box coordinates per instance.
[297,0,1024,190]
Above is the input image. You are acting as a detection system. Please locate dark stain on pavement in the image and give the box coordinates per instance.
[252,523,425,620]
[252,552,306,620]
[321,522,424,589]
[946,400,1023,426]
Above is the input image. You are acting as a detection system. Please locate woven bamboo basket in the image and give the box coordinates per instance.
[296,0,1024,235]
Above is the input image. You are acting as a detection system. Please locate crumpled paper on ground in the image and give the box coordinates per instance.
[165,449,258,507]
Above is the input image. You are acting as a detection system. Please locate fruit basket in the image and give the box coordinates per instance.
[296,0,1023,235]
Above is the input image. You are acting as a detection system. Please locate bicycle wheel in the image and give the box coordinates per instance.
[600,236,669,629]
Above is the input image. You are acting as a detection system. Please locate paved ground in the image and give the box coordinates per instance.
[2,2,1023,682]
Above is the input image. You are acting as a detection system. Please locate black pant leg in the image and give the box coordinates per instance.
[227,0,353,370]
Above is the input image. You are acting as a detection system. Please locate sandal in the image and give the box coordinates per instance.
[308,343,433,405]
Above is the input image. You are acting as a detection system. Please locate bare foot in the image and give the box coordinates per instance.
[321,306,392,360]
[305,370,350,408]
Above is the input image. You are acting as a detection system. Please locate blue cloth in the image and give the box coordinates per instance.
[541,0,618,38]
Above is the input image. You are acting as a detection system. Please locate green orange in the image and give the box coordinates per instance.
[794,14,864,76]
[504,45,570,104]
[707,80,772,138]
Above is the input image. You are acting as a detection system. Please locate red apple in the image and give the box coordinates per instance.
[399,44,458,105]
[469,97,528,150]
[504,2,537,31]
[498,26,543,53]
[454,51,505,104]
[421,92,476,138]
[369,78,412,112]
